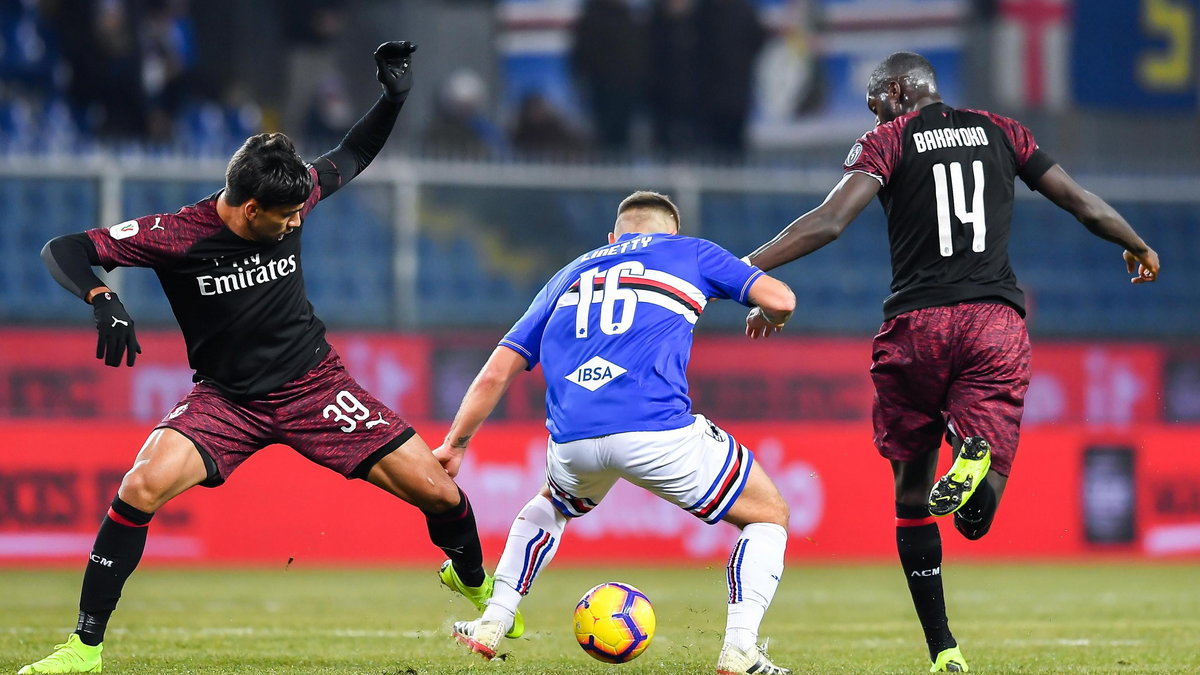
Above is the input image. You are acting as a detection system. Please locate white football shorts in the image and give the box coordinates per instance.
[545,414,754,525]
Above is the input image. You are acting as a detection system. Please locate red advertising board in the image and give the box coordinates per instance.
[1025,343,1163,427]
[0,330,433,421]
[0,329,1166,426]
[2,421,1197,565]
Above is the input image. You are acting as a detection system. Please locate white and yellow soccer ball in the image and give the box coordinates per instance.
[573,582,656,663]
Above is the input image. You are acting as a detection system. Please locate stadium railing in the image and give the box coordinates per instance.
[1,156,1196,337]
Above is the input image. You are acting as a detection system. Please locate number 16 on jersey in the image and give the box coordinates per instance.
[575,261,644,338]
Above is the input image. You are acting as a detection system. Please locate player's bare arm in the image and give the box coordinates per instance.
[744,275,796,339]
[1033,164,1159,283]
[745,171,881,272]
[432,346,528,477]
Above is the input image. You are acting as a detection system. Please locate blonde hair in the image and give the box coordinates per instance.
[616,191,681,232]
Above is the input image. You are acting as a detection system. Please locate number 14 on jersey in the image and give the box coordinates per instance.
[932,160,987,257]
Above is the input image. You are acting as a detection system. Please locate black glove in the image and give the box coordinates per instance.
[92,291,141,367]
[375,41,418,103]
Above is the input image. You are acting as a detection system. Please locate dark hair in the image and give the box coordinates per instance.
[868,51,938,96]
[223,133,312,208]
[617,190,681,230]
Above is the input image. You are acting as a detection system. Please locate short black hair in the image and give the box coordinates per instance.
[617,190,681,230]
[223,133,312,208]
[868,52,937,96]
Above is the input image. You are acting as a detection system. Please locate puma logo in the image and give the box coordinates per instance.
[111,317,129,328]
[365,413,390,429]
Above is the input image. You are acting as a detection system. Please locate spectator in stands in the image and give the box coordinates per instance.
[422,69,507,159]
[302,72,356,149]
[52,0,148,140]
[0,0,60,95]
[571,0,646,155]
[279,0,346,140]
[510,92,587,161]
[648,0,700,157]
[754,0,822,126]
[694,0,765,159]
[141,0,198,143]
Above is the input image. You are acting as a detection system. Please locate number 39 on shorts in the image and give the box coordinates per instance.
[321,390,381,433]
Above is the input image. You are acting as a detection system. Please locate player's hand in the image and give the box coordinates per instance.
[432,443,465,478]
[374,41,417,103]
[92,291,141,367]
[745,307,784,339]
[1124,248,1159,284]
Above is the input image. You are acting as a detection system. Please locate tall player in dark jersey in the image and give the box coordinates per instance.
[23,42,521,675]
[743,52,1159,673]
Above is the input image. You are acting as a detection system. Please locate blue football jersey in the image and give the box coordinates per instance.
[501,232,764,442]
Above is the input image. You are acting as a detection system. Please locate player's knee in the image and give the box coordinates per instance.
[767,494,789,529]
[117,468,168,513]
[418,481,463,514]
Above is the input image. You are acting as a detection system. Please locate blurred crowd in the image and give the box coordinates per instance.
[0,0,767,160]
[0,0,261,154]
[425,0,768,162]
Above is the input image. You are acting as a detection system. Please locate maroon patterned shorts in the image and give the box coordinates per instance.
[157,348,414,486]
[870,302,1031,476]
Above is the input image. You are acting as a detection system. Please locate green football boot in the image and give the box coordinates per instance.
[930,646,969,672]
[929,437,992,517]
[438,560,524,638]
[18,634,102,674]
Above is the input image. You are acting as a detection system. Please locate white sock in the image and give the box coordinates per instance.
[484,495,567,626]
[724,522,787,650]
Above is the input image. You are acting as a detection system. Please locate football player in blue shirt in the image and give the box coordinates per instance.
[434,191,797,675]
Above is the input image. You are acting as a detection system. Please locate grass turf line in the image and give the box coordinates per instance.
[2,563,1198,674]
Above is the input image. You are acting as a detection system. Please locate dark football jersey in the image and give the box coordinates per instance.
[87,166,328,399]
[844,102,1055,320]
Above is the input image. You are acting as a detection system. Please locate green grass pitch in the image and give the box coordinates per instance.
[3,563,1198,673]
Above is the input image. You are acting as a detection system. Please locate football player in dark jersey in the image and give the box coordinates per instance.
[24,42,520,675]
[743,52,1159,673]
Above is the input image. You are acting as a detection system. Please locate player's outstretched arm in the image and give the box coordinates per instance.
[1034,165,1160,284]
[41,234,141,366]
[432,346,528,478]
[311,41,417,200]
[745,275,796,339]
[745,172,880,272]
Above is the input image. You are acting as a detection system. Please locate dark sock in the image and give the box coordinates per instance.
[76,497,153,646]
[955,477,997,540]
[896,503,956,661]
[424,488,485,587]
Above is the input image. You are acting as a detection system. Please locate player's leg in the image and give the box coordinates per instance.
[273,352,498,631]
[453,437,615,659]
[454,486,572,659]
[483,487,566,628]
[893,455,966,671]
[20,428,208,675]
[364,434,488,596]
[871,309,966,672]
[363,435,522,646]
[943,432,1009,540]
[718,461,791,675]
[939,303,1031,539]
[612,416,789,674]
[928,431,993,517]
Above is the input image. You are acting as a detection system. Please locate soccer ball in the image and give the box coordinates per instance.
[573,582,656,663]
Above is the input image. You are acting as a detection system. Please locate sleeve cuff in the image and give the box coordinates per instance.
[1019,148,1056,190]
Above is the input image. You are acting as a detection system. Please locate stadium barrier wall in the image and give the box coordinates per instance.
[1,328,1192,563]
[0,329,1174,425]
[2,421,1197,565]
